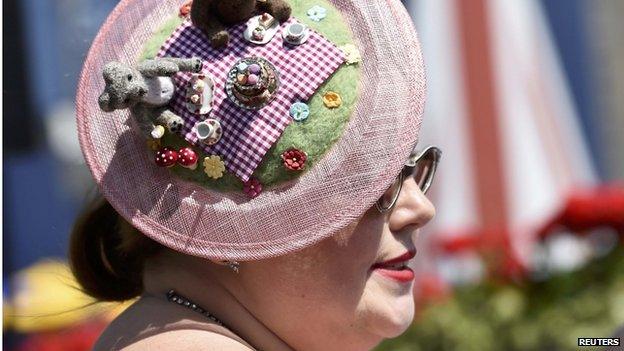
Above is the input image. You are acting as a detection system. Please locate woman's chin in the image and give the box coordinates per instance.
[378,296,415,337]
[361,282,416,339]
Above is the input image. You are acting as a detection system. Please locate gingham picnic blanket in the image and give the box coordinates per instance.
[157,18,345,182]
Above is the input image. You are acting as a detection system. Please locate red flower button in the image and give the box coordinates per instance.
[281,148,307,171]
[244,177,263,199]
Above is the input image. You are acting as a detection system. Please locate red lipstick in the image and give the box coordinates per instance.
[371,250,416,283]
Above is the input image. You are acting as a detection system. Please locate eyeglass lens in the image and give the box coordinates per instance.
[376,147,440,211]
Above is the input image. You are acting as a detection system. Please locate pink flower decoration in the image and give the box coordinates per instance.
[243,177,263,199]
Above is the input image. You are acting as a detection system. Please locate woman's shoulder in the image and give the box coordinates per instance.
[103,329,254,351]
[93,296,253,351]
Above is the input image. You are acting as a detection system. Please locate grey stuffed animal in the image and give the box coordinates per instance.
[98,57,202,139]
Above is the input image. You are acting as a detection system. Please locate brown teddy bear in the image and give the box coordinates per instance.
[191,0,292,49]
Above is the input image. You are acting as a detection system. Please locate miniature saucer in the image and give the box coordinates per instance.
[185,74,214,115]
[243,15,280,45]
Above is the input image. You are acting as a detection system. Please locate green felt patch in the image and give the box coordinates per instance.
[140,0,361,192]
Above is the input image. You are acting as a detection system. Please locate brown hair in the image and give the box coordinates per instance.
[69,196,163,301]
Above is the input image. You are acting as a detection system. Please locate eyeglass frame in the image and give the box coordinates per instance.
[375,145,442,213]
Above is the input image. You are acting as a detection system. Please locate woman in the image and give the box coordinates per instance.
[71,147,440,351]
[72,0,434,349]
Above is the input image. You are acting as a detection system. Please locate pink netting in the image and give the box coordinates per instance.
[76,0,426,261]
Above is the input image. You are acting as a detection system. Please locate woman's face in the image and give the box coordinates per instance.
[233,177,436,350]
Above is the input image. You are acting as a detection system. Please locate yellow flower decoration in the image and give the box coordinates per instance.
[323,91,342,109]
[339,44,361,65]
[203,155,226,179]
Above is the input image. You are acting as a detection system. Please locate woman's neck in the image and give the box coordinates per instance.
[142,249,294,351]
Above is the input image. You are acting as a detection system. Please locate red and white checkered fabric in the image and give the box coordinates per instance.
[157,18,345,182]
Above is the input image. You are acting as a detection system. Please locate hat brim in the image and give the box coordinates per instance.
[76,0,426,261]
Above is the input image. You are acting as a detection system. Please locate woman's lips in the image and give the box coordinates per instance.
[372,266,415,282]
[370,250,416,283]
[373,250,416,266]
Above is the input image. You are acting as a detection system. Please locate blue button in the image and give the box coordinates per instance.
[290,102,310,122]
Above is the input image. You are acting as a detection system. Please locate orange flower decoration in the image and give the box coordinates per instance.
[323,91,342,108]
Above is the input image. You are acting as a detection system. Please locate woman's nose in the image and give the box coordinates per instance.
[388,177,436,232]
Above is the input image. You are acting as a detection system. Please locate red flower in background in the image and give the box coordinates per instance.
[433,227,528,282]
[17,320,106,351]
[537,184,624,239]
[414,272,451,306]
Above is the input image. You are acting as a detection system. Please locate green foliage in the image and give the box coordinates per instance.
[140,16,184,61]
[140,0,360,191]
[376,246,624,351]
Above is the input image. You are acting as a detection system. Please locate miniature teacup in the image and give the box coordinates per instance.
[286,23,306,41]
[195,119,223,145]
[195,121,215,142]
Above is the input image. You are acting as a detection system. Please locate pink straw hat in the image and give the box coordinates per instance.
[76,0,426,261]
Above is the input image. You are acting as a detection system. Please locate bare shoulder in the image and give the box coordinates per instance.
[118,329,254,351]
[93,296,253,351]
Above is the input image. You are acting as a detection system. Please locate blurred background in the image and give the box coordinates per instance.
[3,0,623,350]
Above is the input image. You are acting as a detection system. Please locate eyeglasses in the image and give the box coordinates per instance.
[376,146,442,213]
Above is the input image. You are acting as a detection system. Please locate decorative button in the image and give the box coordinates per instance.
[243,177,263,199]
[322,91,342,108]
[281,148,307,171]
[307,5,327,22]
[203,155,226,180]
[339,44,362,65]
[290,102,310,122]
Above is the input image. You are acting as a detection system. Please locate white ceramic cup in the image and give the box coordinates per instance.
[287,23,306,40]
[195,121,214,142]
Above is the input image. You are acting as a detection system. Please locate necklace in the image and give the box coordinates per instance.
[166,289,225,327]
